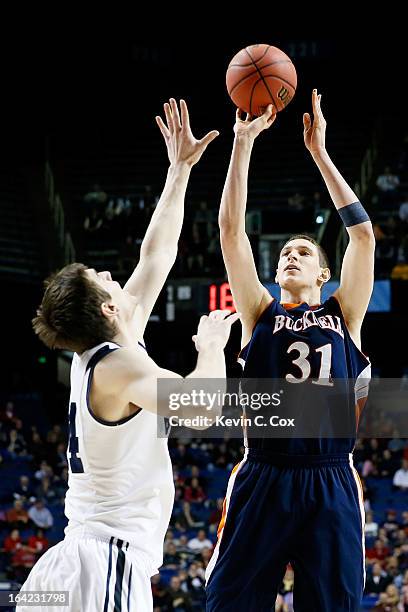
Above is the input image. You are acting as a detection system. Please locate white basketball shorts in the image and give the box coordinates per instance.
[17,532,153,611]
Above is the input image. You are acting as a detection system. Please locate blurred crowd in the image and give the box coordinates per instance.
[1,396,407,610]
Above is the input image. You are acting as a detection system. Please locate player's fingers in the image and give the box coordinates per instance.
[303,113,311,129]
[155,116,170,140]
[192,335,197,342]
[317,94,326,121]
[225,312,241,326]
[170,98,181,130]
[264,104,273,118]
[209,309,230,320]
[312,89,319,122]
[180,99,190,130]
[164,102,174,133]
[199,130,219,148]
[245,112,252,122]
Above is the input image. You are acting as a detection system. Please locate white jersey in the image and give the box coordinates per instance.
[63,341,174,576]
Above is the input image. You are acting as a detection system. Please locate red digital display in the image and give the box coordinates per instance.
[209,283,236,312]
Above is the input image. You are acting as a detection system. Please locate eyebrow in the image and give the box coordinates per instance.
[281,245,314,255]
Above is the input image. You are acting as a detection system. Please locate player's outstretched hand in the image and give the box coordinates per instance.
[303,89,327,156]
[233,104,276,140]
[192,310,241,352]
[156,98,219,167]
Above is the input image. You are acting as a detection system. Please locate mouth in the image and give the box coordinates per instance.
[284,265,300,272]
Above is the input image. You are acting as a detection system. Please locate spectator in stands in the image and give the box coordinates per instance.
[374,583,401,611]
[27,430,47,462]
[83,184,108,209]
[0,401,18,431]
[288,191,306,211]
[163,542,183,569]
[188,529,213,552]
[365,562,392,594]
[34,460,53,481]
[28,499,53,530]
[376,166,400,207]
[151,573,171,609]
[163,529,178,553]
[7,428,27,457]
[198,546,212,570]
[13,475,35,502]
[382,510,400,536]
[208,498,224,534]
[180,501,204,529]
[275,593,290,612]
[55,442,68,473]
[399,194,408,224]
[6,499,29,529]
[365,510,379,538]
[10,545,36,583]
[167,575,193,610]
[373,217,399,277]
[184,477,206,504]
[176,535,197,567]
[393,459,408,491]
[402,511,408,535]
[401,569,408,609]
[186,562,206,603]
[388,432,406,456]
[27,528,49,557]
[366,539,391,564]
[379,449,399,477]
[3,529,23,555]
[35,476,57,503]
[83,207,104,235]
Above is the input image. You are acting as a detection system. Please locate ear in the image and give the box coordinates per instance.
[101,302,119,319]
[318,267,331,284]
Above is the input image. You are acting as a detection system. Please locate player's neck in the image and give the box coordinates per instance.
[280,289,321,307]
[112,321,141,348]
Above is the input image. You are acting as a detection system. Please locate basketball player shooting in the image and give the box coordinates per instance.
[205,90,375,611]
[19,99,239,611]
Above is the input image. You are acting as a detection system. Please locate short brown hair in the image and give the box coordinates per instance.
[282,234,330,269]
[32,263,117,353]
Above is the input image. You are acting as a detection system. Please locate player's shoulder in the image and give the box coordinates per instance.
[94,344,151,392]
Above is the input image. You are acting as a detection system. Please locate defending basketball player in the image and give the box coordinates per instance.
[19,99,239,612]
[205,91,375,611]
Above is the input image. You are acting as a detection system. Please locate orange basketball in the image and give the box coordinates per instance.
[226,44,297,116]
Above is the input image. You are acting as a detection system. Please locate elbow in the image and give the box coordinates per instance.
[348,225,376,246]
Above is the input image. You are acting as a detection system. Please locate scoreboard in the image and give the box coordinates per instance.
[163,279,391,321]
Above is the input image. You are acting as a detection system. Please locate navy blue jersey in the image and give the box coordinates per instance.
[238,294,371,455]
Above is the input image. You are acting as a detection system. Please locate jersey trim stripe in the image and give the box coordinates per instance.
[205,449,248,585]
[85,346,143,426]
[114,539,126,611]
[127,563,133,612]
[103,536,114,612]
[349,454,366,588]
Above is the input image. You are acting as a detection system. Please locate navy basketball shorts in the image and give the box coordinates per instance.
[205,450,365,612]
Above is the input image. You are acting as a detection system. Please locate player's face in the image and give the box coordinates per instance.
[276,240,322,288]
[85,269,133,311]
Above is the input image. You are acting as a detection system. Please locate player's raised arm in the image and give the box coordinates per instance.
[304,89,375,346]
[124,98,219,334]
[93,310,240,429]
[219,106,276,346]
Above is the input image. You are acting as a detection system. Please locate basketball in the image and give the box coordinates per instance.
[226,44,297,116]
